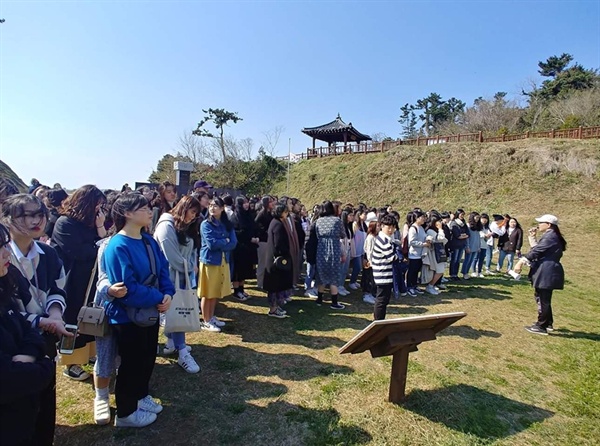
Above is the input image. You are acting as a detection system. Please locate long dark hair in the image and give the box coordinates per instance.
[480,213,490,230]
[207,197,232,231]
[111,193,150,232]
[550,224,567,251]
[321,200,335,217]
[153,181,176,214]
[62,185,106,228]
[341,208,353,239]
[468,212,482,231]
[170,195,201,248]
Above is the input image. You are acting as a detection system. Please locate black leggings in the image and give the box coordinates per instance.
[407,258,423,289]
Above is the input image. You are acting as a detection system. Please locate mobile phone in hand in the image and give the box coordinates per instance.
[59,324,78,355]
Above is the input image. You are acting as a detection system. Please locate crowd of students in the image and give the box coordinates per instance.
[0,176,566,443]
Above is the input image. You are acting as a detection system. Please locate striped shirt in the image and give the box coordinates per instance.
[372,232,396,285]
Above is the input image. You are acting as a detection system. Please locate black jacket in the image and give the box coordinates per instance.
[525,229,564,290]
[499,227,523,253]
[0,298,54,446]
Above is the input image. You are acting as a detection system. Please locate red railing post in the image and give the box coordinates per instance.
[579,126,583,139]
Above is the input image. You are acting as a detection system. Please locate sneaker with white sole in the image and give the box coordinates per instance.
[138,395,163,414]
[163,344,192,355]
[337,287,349,296]
[441,277,449,283]
[268,308,287,318]
[363,294,376,304]
[414,288,425,295]
[407,288,418,297]
[201,321,221,332]
[137,395,162,414]
[115,409,157,428]
[178,352,200,374]
[304,288,318,298]
[348,282,360,290]
[425,285,440,295]
[471,272,479,278]
[209,316,226,327]
[63,364,90,381]
[330,303,345,310]
[94,398,111,425]
[234,291,250,301]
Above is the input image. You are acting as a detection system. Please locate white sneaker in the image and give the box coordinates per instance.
[94,398,111,425]
[426,285,440,295]
[338,288,350,296]
[304,288,318,298]
[363,294,376,304]
[462,274,470,280]
[478,273,485,278]
[348,282,360,290]
[178,352,200,374]
[201,321,221,332]
[209,316,226,327]
[115,408,157,428]
[163,344,192,355]
[441,277,449,283]
[138,395,163,414]
[471,272,479,278]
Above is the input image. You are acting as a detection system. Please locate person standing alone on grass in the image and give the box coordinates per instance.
[513,214,565,336]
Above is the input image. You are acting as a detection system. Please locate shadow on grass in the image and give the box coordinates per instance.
[550,328,600,341]
[402,384,553,440]
[438,325,502,339]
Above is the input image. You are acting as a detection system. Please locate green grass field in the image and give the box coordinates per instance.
[55,139,599,445]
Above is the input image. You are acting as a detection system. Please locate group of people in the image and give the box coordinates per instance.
[0,176,566,444]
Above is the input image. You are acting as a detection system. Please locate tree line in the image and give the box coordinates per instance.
[398,53,599,138]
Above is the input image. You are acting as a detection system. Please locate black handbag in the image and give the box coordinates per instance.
[272,256,292,271]
[433,242,448,263]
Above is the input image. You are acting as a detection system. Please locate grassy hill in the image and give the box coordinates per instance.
[274,139,600,219]
[0,159,27,191]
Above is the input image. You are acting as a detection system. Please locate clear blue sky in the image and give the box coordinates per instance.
[1,0,599,189]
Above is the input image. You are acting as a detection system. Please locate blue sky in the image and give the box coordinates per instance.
[1,0,599,189]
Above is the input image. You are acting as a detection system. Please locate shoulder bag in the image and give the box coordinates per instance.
[125,237,160,327]
[164,263,201,333]
[77,260,111,337]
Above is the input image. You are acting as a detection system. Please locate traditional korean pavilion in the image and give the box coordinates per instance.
[302,114,371,150]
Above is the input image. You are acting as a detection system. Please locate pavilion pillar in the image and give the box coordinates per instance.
[312,138,316,149]
[344,132,348,152]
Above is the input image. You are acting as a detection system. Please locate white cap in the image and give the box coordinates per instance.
[535,214,559,226]
[365,212,378,224]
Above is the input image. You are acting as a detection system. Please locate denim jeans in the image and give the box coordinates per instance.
[497,250,515,271]
[349,256,362,284]
[449,247,465,277]
[338,250,351,287]
[165,332,186,350]
[475,246,493,273]
[461,250,476,275]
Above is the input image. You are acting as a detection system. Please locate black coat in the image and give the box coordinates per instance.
[230,209,258,281]
[0,298,54,446]
[50,216,99,347]
[263,219,293,293]
[525,229,564,290]
[255,211,273,243]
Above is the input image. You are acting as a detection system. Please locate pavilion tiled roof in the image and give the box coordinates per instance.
[302,114,371,143]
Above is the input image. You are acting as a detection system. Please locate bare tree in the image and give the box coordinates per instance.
[176,130,209,164]
[261,125,285,156]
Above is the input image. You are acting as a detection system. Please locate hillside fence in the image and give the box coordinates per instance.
[276,125,600,162]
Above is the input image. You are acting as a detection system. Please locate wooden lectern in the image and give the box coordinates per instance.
[339,312,466,403]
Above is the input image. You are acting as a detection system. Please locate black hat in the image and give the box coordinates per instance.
[48,188,68,207]
[440,211,450,218]
[492,214,504,222]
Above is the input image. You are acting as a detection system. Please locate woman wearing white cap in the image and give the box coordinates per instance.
[513,214,566,335]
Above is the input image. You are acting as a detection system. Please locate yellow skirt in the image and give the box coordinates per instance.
[198,255,231,299]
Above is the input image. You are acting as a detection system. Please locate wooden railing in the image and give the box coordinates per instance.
[290,125,600,160]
